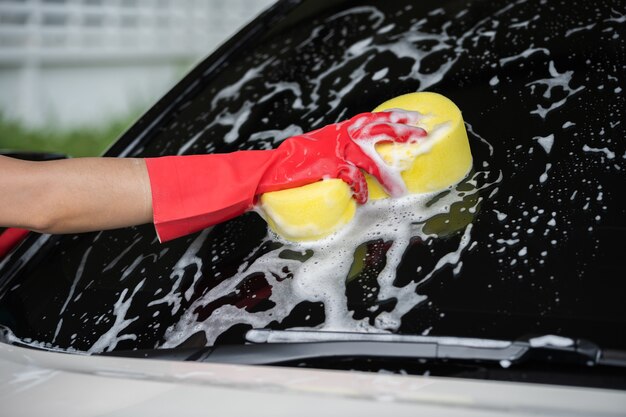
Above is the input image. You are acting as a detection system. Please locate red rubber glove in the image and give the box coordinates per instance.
[146,111,426,242]
[0,228,29,259]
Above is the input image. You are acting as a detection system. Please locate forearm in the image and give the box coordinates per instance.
[0,156,152,234]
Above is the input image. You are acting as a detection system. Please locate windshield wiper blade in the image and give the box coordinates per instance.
[99,330,525,364]
[203,340,525,366]
[92,329,626,368]
[206,329,623,368]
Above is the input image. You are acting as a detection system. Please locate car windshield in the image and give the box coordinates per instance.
[0,0,625,385]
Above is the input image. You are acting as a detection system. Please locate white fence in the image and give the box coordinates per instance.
[0,0,275,127]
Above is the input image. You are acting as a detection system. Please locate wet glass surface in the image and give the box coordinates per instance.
[0,0,625,368]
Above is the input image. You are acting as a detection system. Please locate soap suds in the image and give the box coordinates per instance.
[533,134,554,154]
[159,182,488,346]
[582,145,615,159]
[372,68,389,81]
[526,60,585,119]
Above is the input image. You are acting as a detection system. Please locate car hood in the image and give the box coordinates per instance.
[1,341,625,416]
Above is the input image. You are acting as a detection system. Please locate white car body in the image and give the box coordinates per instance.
[1,341,625,416]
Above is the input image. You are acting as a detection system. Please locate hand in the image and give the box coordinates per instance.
[258,111,426,202]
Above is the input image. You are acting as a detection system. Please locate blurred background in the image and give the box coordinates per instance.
[0,0,275,156]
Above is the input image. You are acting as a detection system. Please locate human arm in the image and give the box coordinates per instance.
[0,110,424,240]
[0,156,152,234]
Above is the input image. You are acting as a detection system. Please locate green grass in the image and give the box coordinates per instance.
[0,114,139,157]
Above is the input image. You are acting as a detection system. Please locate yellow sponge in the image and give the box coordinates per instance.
[258,92,472,241]
[259,178,355,242]
[367,92,472,199]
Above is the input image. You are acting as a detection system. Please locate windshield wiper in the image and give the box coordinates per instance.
[210,329,626,367]
[98,329,626,368]
[4,321,624,369]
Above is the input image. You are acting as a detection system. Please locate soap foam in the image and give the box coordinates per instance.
[349,109,429,197]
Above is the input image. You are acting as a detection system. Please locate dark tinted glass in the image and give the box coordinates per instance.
[1,0,624,367]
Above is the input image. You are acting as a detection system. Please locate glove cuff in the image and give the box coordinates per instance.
[145,152,276,242]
